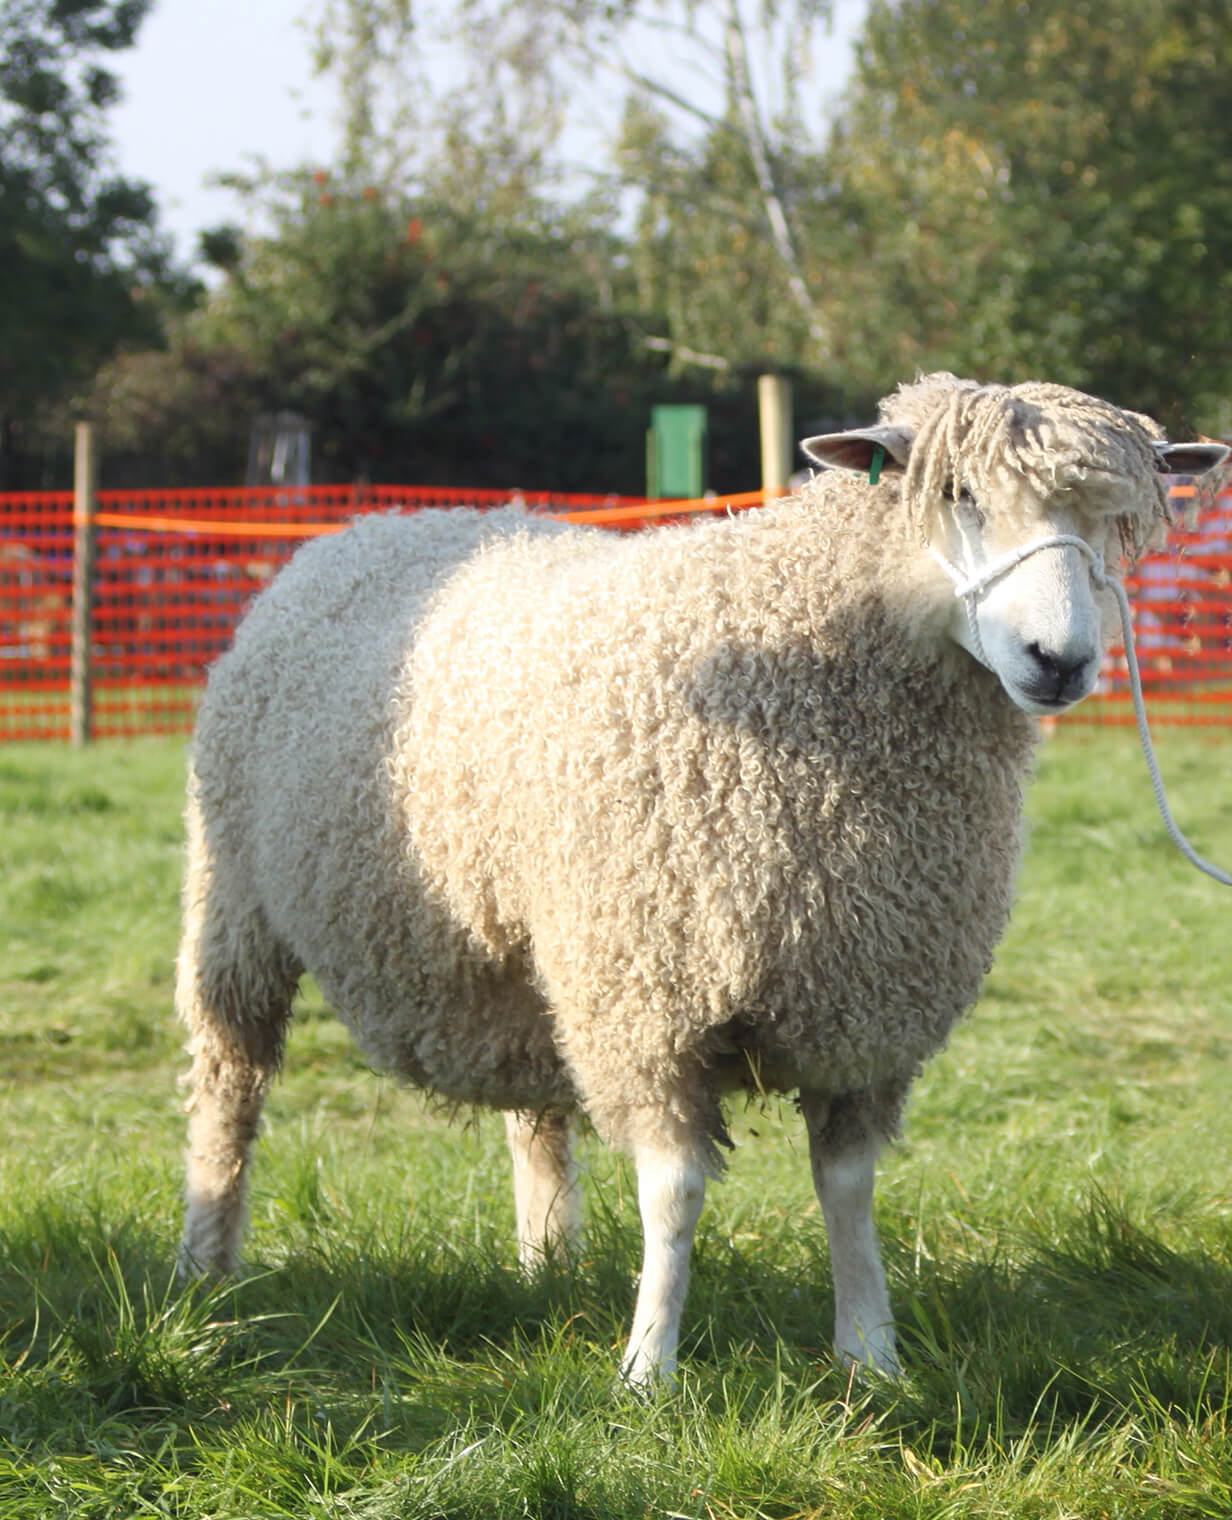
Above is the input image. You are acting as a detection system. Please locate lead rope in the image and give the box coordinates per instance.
[1097,567,1232,887]
[929,532,1232,888]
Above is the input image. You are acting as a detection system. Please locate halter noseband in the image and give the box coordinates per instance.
[927,510,1107,672]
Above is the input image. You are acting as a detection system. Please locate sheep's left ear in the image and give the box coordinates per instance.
[1153,441,1229,476]
[800,425,913,476]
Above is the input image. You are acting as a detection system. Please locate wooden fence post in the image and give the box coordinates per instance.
[70,421,97,748]
[757,374,793,503]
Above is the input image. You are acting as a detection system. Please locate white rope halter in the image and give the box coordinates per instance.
[929,525,1232,889]
[929,530,1103,672]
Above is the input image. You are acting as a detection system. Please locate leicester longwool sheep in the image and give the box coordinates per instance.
[177,373,1226,1384]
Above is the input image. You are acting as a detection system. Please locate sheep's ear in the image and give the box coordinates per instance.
[1153,441,1229,476]
[799,425,913,476]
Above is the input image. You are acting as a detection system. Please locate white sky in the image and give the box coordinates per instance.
[110,0,337,265]
[110,0,866,273]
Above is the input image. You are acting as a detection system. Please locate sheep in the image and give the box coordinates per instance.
[176,372,1228,1386]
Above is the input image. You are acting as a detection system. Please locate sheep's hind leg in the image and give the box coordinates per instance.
[800,1088,901,1377]
[620,1139,707,1389]
[179,960,295,1279]
[176,803,299,1280]
[504,1108,582,1269]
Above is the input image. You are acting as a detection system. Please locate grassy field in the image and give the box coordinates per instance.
[1,729,1231,1518]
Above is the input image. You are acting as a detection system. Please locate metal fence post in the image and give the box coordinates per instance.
[70,421,97,747]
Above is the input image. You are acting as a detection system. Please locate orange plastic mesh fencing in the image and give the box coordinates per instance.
[1077,486,1232,727]
[0,480,1229,741]
[0,483,649,741]
[0,491,73,741]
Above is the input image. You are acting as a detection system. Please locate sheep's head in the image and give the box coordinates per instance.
[801,373,1228,717]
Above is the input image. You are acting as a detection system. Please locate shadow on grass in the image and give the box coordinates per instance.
[877,1192,1232,1452]
[2,1187,1231,1451]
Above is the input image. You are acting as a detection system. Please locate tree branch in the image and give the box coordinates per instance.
[723,0,830,357]
[641,333,732,370]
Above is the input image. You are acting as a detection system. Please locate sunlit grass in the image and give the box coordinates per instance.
[0,729,1230,1516]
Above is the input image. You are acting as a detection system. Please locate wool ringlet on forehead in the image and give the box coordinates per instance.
[884,372,1169,564]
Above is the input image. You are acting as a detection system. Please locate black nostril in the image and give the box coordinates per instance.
[1026,642,1089,696]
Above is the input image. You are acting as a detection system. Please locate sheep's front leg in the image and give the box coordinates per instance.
[800,1091,899,1377]
[504,1108,581,1269]
[620,1144,706,1388]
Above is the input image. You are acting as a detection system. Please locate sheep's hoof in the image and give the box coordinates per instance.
[618,1352,679,1398]
[175,1245,236,1287]
[835,1322,901,1381]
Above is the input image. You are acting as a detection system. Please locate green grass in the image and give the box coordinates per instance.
[1,729,1231,1517]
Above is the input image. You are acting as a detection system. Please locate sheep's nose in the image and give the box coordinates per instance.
[1025,642,1092,703]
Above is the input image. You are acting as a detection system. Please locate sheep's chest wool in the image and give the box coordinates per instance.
[704,644,1035,1095]
[178,371,1224,1386]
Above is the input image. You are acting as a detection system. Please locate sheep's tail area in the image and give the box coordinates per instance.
[176,762,302,1277]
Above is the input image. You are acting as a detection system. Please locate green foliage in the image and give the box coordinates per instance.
[308,0,415,177]
[87,0,854,490]
[14,0,1232,495]
[0,0,190,486]
[620,92,825,374]
[828,0,1232,433]
[1,727,1232,1515]
[90,171,779,492]
[504,0,843,375]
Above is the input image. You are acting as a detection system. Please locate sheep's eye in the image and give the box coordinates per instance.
[958,491,986,530]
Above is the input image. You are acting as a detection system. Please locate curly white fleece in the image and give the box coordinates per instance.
[179,374,1166,1179]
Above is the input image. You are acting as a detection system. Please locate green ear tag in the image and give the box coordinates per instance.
[868,445,886,485]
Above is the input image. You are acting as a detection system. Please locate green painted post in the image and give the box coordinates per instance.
[646,405,708,499]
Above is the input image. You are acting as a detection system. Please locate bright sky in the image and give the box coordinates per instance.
[110,0,337,266]
[109,0,866,273]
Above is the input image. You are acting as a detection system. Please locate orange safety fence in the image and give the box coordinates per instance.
[0,480,1229,741]
[1083,483,1232,729]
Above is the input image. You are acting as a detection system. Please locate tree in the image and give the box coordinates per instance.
[616,86,835,378]
[827,0,1232,433]
[0,0,187,486]
[88,171,776,492]
[90,1,863,490]
[302,0,562,213]
[303,0,845,375]
[307,0,415,179]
